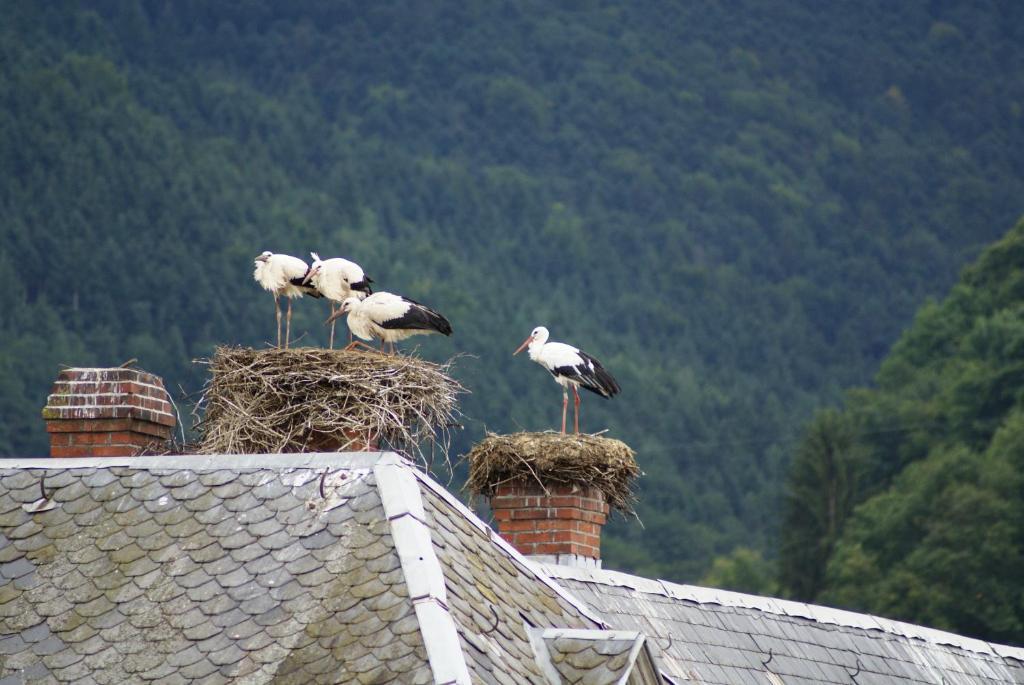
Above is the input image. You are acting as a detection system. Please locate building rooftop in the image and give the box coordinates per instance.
[0,453,635,684]
[1,452,1021,684]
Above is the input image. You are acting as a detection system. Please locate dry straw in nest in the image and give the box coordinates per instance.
[194,346,464,464]
[465,431,640,513]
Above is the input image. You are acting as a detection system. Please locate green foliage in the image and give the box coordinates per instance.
[823,431,1024,643]
[2,3,1024,590]
[779,409,866,600]
[700,547,778,597]
[783,219,1024,643]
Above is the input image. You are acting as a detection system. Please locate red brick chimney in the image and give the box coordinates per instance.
[42,367,176,457]
[489,480,609,568]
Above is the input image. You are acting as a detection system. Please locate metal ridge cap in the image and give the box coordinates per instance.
[374,460,471,685]
[0,452,404,470]
[540,628,643,642]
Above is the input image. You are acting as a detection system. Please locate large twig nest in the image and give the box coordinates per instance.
[194,346,464,463]
[465,431,640,513]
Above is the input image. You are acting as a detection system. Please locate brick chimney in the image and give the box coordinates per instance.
[42,368,176,457]
[490,480,609,569]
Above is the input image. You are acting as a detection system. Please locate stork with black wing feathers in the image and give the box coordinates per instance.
[326,291,453,354]
[514,326,620,434]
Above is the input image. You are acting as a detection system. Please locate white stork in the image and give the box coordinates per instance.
[514,326,620,434]
[326,292,453,353]
[253,251,321,348]
[303,252,374,348]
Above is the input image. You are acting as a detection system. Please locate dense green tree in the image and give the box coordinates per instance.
[823,425,1024,643]
[779,409,866,601]
[783,219,1024,643]
[700,547,778,597]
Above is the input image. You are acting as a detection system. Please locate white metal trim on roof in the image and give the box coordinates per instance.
[374,459,471,685]
[537,563,1024,663]
[619,633,652,685]
[526,627,563,685]
[540,628,643,641]
[2,452,400,470]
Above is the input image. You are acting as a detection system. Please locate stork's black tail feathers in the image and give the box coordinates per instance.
[589,360,621,398]
[381,297,453,336]
[577,351,620,398]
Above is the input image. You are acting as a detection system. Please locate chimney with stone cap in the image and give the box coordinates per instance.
[42,367,176,457]
[489,481,610,569]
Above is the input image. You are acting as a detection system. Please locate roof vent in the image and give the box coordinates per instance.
[41,367,176,457]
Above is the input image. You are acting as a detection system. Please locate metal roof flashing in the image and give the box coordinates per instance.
[2,451,404,471]
[373,459,472,685]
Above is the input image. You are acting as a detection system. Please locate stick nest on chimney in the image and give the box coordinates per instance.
[464,431,640,513]
[194,346,464,464]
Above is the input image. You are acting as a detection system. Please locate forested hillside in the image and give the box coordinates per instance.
[2,1,1024,582]
[781,218,1024,645]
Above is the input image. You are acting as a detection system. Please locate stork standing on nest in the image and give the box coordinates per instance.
[302,252,374,348]
[514,326,620,434]
[253,251,321,348]
[326,292,453,354]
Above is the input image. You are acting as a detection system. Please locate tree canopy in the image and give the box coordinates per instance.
[782,219,1024,644]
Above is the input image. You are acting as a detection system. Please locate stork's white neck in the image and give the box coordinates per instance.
[527,327,550,361]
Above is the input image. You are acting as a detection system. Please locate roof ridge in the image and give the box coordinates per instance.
[374,459,472,685]
[538,564,1024,662]
[6,452,400,470]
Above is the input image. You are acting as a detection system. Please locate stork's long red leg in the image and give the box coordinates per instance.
[274,295,282,348]
[285,299,293,349]
[328,303,336,349]
[573,386,581,434]
[561,390,568,434]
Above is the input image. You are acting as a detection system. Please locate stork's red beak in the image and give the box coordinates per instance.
[302,266,318,285]
[513,335,532,356]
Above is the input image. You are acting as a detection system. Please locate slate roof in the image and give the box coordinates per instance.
[540,564,1024,685]
[3,451,1023,685]
[0,453,617,685]
[0,454,434,684]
